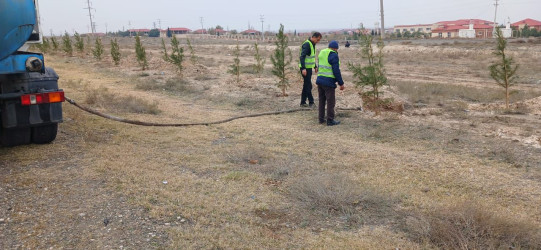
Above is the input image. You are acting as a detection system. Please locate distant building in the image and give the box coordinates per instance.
[128,29,151,36]
[394,24,432,34]
[169,28,191,35]
[241,29,261,35]
[431,19,495,38]
[160,28,191,37]
[511,18,541,31]
[215,29,226,36]
[193,29,207,34]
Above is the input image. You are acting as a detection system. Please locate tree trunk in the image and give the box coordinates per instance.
[505,86,510,109]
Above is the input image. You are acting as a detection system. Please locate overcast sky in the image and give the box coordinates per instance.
[38,0,540,35]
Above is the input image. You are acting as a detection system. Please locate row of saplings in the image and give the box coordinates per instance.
[36,26,518,111]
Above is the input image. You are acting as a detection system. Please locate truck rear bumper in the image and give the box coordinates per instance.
[2,101,62,128]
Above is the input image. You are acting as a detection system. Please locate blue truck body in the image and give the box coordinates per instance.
[0,0,64,146]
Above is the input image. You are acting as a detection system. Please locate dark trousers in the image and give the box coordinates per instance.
[318,85,336,121]
[300,69,314,104]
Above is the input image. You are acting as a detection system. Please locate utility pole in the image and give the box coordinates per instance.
[200,17,204,34]
[105,23,108,35]
[260,15,265,40]
[157,19,162,29]
[380,0,385,39]
[493,0,499,33]
[84,0,95,34]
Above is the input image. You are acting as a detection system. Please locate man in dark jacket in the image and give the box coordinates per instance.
[298,32,322,107]
[316,40,345,126]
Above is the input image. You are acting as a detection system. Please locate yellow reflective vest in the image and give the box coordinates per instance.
[317,48,339,79]
[298,40,316,69]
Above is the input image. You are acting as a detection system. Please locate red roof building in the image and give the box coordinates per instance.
[511,18,541,31]
[128,29,151,36]
[242,29,261,35]
[215,29,226,35]
[168,27,191,34]
[431,19,495,38]
[193,29,207,34]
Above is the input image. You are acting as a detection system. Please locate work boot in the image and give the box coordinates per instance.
[309,103,316,108]
[327,119,340,126]
[319,119,325,124]
[300,103,309,107]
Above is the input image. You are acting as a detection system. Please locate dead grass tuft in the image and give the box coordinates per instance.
[234,98,259,107]
[288,173,396,219]
[85,87,160,114]
[405,202,541,249]
[136,77,198,94]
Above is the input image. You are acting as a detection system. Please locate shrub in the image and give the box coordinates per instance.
[110,38,121,66]
[253,42,266,76]
[186,38,197,64]
[489,27,519,109]
[162,36,184,76]
[62,32,73,56]
[35,38,50,53]
[270,24,292,96]
[92,37,104,60]
[74,32,84,53]
[348,29,387,103]
[228,40,241,84]
[135,33,148,70]
[50,36,59,51]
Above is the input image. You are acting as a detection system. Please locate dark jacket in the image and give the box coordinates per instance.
[299,39,317,70]
[315,52,344,88]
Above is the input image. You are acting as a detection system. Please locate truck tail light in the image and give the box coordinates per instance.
[21,91,65,106]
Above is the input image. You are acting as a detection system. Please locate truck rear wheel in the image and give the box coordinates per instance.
[31,123,58,144]
[0,127,31,147]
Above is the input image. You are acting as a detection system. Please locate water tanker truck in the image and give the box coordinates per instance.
[0,0,64,146]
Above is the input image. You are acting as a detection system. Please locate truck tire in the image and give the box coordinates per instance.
[31,123,58,144]
[0,127,31,147]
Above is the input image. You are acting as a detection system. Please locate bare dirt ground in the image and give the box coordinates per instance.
[1,36,541,249]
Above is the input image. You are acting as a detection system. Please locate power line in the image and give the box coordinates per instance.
[260,15,265,40]
[83,0,96,34]
[200,17,204,33]
[493,0,499,32]
[380,0,385,39]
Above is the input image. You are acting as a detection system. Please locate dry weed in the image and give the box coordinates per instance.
[288,172,397,223]
[85,87,160,114]
[405,202,541,249]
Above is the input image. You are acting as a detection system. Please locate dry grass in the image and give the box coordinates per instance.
[405,202,541,249]
[135,76,199,94]
[287,172,399,226]
[85,86,160,114]
[393,80,541,105]
[4,38,541,249]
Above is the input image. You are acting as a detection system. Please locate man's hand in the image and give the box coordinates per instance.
[314,67,318,74]
[339,85,345,91]
[301,69,307,77]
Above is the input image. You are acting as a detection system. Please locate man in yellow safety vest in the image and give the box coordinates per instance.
[316,40,345,126]
[299,32,322,108]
